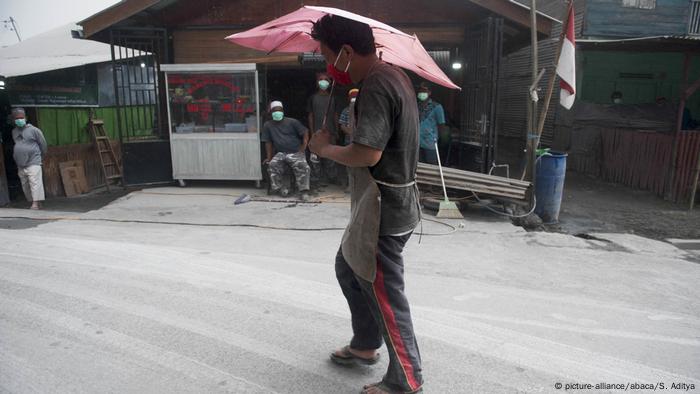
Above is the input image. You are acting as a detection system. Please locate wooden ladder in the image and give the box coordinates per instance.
[88,119,122,191]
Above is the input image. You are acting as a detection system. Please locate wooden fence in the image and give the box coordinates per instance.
[569,128,700,204]
[43,141,121,198]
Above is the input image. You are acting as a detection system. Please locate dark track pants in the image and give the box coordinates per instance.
[335,233,423,393]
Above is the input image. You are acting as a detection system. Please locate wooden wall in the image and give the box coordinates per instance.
[159,0,480,28]
[497,38,560,146]
[584,0,690,38]
[173,30,299,64]
[173,25,466,65]
[42,141,121,198]
[164,0,478,61]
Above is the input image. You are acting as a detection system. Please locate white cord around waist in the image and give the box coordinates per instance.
[374,179,416,188]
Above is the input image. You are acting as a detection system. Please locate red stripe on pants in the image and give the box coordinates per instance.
[373,257,419,391]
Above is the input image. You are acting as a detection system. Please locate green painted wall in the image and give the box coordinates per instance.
[579,51,700,118]
[36,106,155,146]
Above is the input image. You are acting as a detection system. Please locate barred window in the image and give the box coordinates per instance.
[622,0,656,9]
[690,0,700,35]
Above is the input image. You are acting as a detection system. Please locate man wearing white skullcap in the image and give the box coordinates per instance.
[261,101,311,201]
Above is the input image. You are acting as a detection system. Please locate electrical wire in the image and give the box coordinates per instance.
[0,214,460,235]
[469,191,537,218]
[137,190,351,204]
[415,217,458,236]
[420,193,476,202]
[421,186,476,201]
[0,215,346,231]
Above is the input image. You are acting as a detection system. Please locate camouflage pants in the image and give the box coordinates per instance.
[269,151,310,192]
[310,157,339,185]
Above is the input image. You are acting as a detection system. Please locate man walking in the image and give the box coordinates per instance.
[417,83,446,165]
[261,101,311,201]
[11,108,47,209]
[309,15,423,394]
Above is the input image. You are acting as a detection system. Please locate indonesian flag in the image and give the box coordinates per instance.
[556,6,576,109]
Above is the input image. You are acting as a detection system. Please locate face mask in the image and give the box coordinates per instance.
[318,80,330,90]
[350,98,356,103]
[271,111,284,121]
[417,92,429,101]
[14,119,26,128]
[326,50,353,86]
[613,99,622,104]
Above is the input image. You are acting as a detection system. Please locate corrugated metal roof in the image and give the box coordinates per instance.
[504,0,562,24]
[577,35,700,52]
[579,35,700,43]
[497,37,560,147]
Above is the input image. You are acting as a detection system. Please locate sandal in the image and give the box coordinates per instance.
[360,381,423,394]
[330,345,380,366]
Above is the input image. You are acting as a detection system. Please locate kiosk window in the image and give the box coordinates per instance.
[167,73,256,133]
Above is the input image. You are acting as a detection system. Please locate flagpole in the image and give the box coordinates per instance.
[535,0,574,147]
[523,0,539,186]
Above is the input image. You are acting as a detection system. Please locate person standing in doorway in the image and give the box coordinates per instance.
[11,108,47,210]
[309,15,423,394]
[611,91,623,105]
[308,72,339,186]
[417,82,446,165]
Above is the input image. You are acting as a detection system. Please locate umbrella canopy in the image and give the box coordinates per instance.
[226,6,460,90]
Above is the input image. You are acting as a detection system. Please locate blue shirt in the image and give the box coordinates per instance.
[418,99,445,150]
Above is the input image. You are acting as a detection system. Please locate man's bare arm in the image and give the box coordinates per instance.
[319,142,382,168]
[264,142,273,162]
[300,131,309,152]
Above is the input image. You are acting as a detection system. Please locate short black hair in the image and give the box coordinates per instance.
[311,14,375,56]
[417,82,431,93]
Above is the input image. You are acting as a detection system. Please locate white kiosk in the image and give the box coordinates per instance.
[161,63,262,187]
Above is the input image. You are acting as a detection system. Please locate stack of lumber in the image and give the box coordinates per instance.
[416,163,532,201]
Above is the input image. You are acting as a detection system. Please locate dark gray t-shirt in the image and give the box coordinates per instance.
[261,117,308,153]
[308,93,338,137]
[353,62,420,236]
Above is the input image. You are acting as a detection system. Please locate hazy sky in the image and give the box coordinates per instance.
[0,0,121,47]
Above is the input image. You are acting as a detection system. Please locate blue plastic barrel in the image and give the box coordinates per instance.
[534,152,568,224]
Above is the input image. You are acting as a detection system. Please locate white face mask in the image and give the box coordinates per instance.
[350,98,356,103]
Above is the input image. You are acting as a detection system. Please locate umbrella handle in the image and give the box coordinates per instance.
[320,80,336,131]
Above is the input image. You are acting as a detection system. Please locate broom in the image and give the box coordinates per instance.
[434,141,463,219]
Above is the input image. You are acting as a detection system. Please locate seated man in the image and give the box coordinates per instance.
[261,101,311,201]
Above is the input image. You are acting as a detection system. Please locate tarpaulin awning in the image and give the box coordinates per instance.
[0,23,138,78]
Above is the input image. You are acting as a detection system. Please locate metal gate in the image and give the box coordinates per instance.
[459,17,503,173]
[108,28,172,185]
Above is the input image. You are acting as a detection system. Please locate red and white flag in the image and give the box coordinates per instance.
[556,6,576,109]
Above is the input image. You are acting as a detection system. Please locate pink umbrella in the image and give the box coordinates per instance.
[226,6,460,90]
